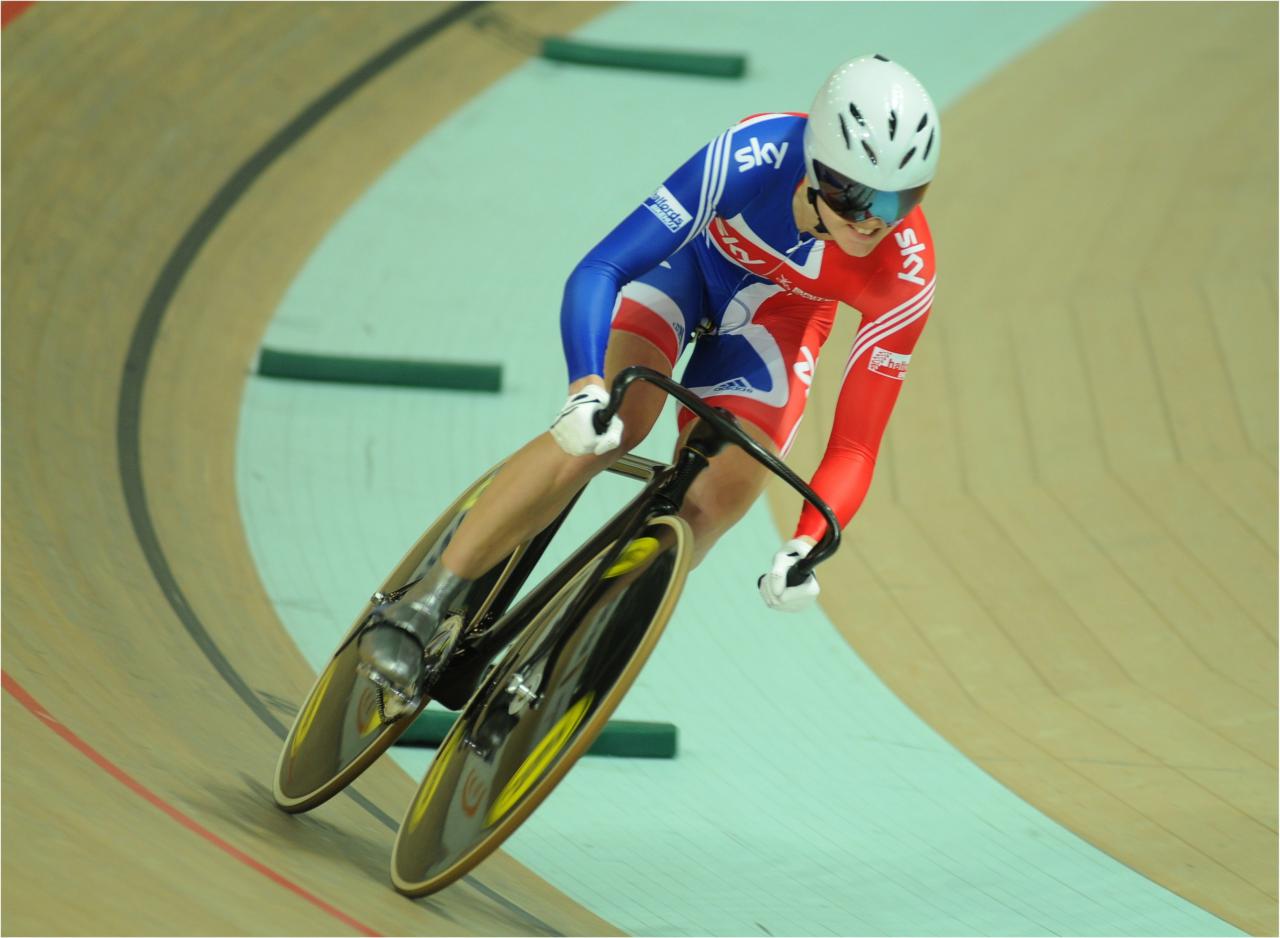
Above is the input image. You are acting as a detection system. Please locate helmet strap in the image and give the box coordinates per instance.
[806,188,829,235]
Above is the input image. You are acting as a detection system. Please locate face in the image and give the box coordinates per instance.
[814,196,893,257]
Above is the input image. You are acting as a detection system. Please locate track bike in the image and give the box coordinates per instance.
[273,366,839,895]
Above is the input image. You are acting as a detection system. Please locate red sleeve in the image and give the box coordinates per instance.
[794,255,935,541]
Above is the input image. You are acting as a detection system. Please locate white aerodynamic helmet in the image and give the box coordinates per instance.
[803,54,940,225]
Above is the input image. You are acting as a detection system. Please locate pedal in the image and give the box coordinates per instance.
[420,612,465,678]
[357,663,422,722]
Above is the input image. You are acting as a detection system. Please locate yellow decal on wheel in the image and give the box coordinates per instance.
[485,693,594,827]
[604,537,659,579]
[408,732,462,831]
[290,657,339,757]
[459,475,495,512]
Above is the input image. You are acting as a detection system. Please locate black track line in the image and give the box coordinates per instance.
[114,5,563,934]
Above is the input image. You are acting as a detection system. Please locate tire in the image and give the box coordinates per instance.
[272,460,558,812]
[389,515,692,896]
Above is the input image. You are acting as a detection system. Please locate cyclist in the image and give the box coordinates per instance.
[360,54,939,698]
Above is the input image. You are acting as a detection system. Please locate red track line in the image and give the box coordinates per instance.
[1,1,35,28]
[2,670,382,937]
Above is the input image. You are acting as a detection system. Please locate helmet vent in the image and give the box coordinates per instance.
[873,53,890,62]
[848,102,866,127]
[888,110,898,140]
[897,147,917,169]
[917,113,929,131]
[860,140,878,166]
[838,113,852,148]
[922,127,935,161]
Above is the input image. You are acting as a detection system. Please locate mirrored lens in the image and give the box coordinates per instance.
[814,161,928,225]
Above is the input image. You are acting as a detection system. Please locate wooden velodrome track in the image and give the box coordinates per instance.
[2,2,1274,936]
[769,4,1277,935]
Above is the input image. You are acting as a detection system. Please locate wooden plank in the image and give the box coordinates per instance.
[1069,759,1279,903]
[1052,475,1277,708]
[1191,455,1278,554]
[1127,467,1277,633]
[1007,298,1107,485]
[1140,280,1254,463]
[1072,284,1181,472]
[1203,276,1279,463]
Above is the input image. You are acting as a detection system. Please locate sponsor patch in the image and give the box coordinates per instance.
[734,136,790,172]
[644,185,692,233]
[868,347,911,380]
[895,228,927,285]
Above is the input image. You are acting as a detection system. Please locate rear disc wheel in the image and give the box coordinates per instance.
[390,515,693,895]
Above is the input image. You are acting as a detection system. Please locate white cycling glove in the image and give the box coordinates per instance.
[550,384,624,456]
[758,537,821,612]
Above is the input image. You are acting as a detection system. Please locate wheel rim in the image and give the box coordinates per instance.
[272,460,517,812]
[390,515,692,895]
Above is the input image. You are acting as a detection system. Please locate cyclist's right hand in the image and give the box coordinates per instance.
[550,382,624,456]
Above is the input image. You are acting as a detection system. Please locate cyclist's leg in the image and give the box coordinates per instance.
[440,253,706,581]
[358,324,679,699]
[673,414,778,569]
[438,331,672,580]
[671,292,837,567]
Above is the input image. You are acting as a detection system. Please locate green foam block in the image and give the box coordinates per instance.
[397,708,678,759]
[540,37,746,79]
[257,347,502,392]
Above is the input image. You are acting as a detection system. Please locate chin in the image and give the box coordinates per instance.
[838,238,877,258]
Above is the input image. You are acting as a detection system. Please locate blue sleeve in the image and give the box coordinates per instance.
[559,121,780,382]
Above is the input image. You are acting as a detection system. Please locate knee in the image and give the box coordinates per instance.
[618,420,651,455]
[546,423,650,488]
[542,396,658,488]
[678,499,716,544]
[679,476,759,541]
[596,406,656,463]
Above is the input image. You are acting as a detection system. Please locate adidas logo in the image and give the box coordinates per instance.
[711,377,753,394]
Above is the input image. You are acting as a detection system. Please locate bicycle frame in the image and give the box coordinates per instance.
[390,370,844,895]
[431,368,840,709]
[430,445,698,708]
[598,366,841,580]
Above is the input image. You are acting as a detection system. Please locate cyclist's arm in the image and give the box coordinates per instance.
[560,120,788,384]
[793,276,936,542]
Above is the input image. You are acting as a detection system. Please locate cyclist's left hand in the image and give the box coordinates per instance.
[758,538,820,612]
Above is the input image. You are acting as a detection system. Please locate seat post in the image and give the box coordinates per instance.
[605,452,665,482]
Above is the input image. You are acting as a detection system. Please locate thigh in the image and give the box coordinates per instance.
[677,291,838,456]
[673,410,778,558]
[609,243,708,368]
[602,329,676,449]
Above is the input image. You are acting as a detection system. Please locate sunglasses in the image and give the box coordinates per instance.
[813,160,928,226]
